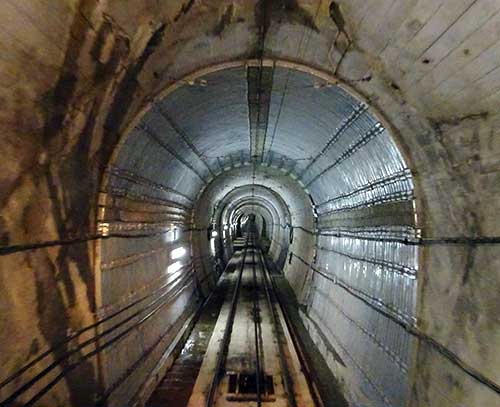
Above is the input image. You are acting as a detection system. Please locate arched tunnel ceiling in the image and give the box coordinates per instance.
[103,63,420,407]
[229,199,279,226]
[192,165,313,231]
[218,186,290,228]
[109,61,412,216]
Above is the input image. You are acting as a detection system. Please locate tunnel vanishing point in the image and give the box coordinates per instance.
[0,1,499,407]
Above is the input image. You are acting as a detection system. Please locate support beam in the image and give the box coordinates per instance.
[154,105,217,178]
[138,124,208,184]
[298,103,368,181]
[304,122,385,189]
[247,64,274,163]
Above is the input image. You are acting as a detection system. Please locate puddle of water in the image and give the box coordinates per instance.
[181,338,195,355]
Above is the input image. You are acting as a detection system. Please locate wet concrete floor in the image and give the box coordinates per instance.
[145,279,229,407]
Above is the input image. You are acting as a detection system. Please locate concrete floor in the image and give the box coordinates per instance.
[145,277,230,407]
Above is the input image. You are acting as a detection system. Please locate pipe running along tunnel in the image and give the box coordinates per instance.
[0,3,499,407]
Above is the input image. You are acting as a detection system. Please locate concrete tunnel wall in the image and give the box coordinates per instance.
[0,1,499,407]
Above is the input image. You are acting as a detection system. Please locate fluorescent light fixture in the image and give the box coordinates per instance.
[163,229,177,243]
[171,247,187,260]
[167,261,183,274]
[210,238,216,256]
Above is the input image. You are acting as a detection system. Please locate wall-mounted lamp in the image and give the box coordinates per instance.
[171,247,187,259]
[167,261,183,274]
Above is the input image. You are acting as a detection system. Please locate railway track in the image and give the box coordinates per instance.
[187,230,321,407]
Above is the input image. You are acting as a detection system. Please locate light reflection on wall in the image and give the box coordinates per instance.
[167,261,183,274]
[171,247,187,259]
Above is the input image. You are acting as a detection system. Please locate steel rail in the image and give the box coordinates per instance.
[100,241,257,406]
[261,247,325,407]
[250,235,263,406]
[256,245,298,407]
[96,255,237,406]
[205,235,250,407]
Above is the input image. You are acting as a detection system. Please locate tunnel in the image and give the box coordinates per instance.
[0,1,499,407]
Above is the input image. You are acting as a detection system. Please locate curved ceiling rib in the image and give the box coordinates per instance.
[105,61,413,217]
[216,185,291,227]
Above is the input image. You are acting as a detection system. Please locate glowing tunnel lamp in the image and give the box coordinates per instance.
[171,247,187,260]
[211,231,218,238]
[167,261,183,274]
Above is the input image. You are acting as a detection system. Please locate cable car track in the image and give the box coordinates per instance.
[188,230,321,407]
